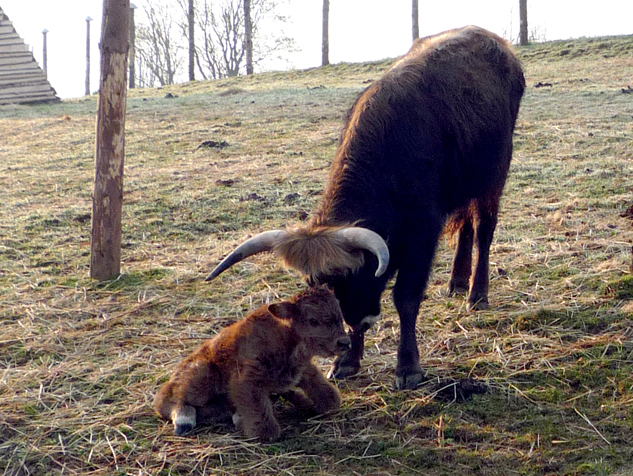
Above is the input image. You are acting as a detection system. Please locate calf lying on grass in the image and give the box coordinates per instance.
[154,286,351,441]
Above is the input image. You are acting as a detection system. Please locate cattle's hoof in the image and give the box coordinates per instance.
[174,423,193,436]
[327,363,359,380]
[467,298,489,311]
[396,370,424,390]
[254,420,281,443]
[448,281,469,296]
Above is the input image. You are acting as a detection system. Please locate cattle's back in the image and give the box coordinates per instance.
[318,25,525,225]
[211,307,308,389]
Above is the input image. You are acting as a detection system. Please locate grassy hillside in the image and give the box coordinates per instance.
[1,34,632,476]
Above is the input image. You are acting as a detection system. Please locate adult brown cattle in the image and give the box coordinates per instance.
[207,26,525,390]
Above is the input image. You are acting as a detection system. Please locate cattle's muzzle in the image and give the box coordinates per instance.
[336,335,352,353]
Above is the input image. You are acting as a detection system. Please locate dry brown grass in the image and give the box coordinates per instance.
[1,36,632,476]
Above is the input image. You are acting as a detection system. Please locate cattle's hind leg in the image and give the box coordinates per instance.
[172,404,197,436]
[448,215,474,296]
[196,395,234,427]
[468,199,500,311]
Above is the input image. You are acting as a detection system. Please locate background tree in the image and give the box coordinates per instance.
[322,0,329,66]
[135,1,183,87]
[412,0,419,40]
[134,0,292,82]
[519,0,528,46]
[175,0,292,79]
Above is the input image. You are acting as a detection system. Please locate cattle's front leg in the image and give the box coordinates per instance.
[393,284,424,390]
[392,233,440,389]
[298,363,341,414]
[230,377,280,442]
[327,325,365,380]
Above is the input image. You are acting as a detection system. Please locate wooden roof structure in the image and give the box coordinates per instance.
[0,6,59,105]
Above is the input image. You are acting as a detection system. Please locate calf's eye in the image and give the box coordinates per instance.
[309,318,320,327]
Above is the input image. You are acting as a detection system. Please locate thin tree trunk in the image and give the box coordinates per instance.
[412,0,419,40]
[91,0,130,281]
[519,0,528,46]
[322,0,329,66]
[244,0,253,75]
[189,0,195,80]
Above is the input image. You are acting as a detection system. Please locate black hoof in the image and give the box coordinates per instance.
[327,363,360,380]
[448,282,469,296]
[396,371,424,390]
[467,298,489,311]
[174,423,193,436]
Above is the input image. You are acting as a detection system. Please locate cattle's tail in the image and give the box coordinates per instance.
[444,201,477,247]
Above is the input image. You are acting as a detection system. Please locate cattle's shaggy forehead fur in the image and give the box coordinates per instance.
[273,226,365,278]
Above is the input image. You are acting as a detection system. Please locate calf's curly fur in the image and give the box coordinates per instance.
[154,286,350,441]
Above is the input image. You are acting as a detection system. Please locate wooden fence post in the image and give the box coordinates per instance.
[519,0,529,46]
[90,0,130,281]
[85,17,92,96]
[42,29,48,78]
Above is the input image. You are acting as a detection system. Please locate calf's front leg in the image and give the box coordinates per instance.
[230,376,280,442]
[297,363,341,414]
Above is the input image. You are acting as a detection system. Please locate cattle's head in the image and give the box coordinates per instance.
[309,259,388,331]
[206,225,390,330]
[268,286,350,357]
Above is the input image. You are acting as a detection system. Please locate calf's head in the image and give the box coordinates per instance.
[268,286,351,357]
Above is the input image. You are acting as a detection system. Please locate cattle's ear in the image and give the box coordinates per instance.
[268,302,298,320]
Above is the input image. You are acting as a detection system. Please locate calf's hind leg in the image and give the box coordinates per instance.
[154,355,223,435]
[154,382,198,436]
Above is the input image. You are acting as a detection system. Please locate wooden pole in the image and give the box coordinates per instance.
[130,3,136,88]
[519,0,529,46]
[321,0,329,66]
[85,17,92,96]
[188,0,195,80]
[412,0,419,40]
[244,0,253,75]
[42,29,48,78]
[90,0,130,281]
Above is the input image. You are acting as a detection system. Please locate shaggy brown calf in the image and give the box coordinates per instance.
[154,286,351,441]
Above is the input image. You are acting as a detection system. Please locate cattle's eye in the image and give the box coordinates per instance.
[309,318,320,327]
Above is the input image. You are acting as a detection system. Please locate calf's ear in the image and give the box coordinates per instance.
[268,302,298,320]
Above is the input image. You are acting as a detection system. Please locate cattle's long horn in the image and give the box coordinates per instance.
[205,230,289,281]
[336,227,390,277]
